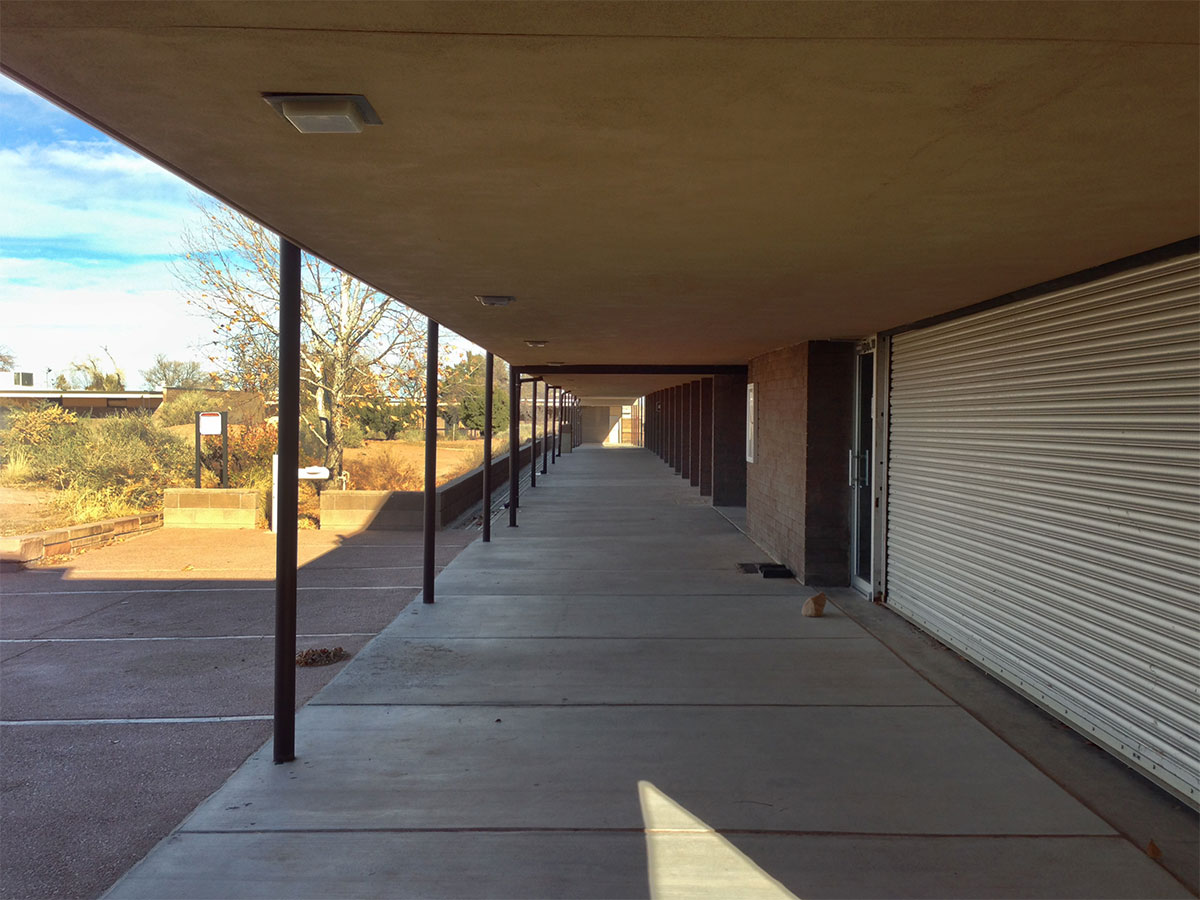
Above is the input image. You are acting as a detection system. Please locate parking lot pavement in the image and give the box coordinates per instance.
[0,526,477,900]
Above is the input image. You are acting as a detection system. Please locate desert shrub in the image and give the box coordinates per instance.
[154,391,216,427]
[345,452,421,490]
[23,412,191,511]
[75,414,191,506]
[4,404,78,448]
[200,423,277,480]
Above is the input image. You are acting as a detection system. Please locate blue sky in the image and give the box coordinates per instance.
[0,76,214,389]
[0,75,471,391]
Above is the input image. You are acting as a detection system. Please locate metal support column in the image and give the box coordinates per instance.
[554,388,561,459]
[666,388,674,467]
[674,385,683,475]
[542,383,550,474]
[482,351,493,542]
[508,364,519,526]
[530,378,538,488]
[422,319,438,605]
[273,237,301,765]
[689,380,701,488]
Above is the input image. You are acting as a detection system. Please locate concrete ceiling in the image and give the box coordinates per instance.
[2,1,1197,401]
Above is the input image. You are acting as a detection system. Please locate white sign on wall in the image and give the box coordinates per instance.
[746,383,757,463]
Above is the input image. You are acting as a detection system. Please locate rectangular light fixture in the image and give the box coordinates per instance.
[262,93,382,134]
[476,295,516,307]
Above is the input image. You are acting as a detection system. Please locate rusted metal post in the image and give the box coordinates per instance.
[553,388,561,460]
[482,351,493,541]
[530,378,538,488]
[273,236,301,765]
[422,319,438,604]
[508,364,519,526]
[542,382,550,474]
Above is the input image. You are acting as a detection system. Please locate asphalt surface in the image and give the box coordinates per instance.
[0,526,476,900]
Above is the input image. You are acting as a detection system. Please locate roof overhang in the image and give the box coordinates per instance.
[2,1,1197,400]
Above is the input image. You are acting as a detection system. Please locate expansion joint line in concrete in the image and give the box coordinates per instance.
[347,636,869,642]
[306,701,955,708]
[174,826,1128,839]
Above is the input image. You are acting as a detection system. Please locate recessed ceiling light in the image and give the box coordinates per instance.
[525,340,548,348]
[476,295,516,307]
[545,361,565,366]
[262,93,382,134]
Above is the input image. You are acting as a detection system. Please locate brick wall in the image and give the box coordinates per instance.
[746,341,854,585]
[746,343,809,576]
[711,373,747,506]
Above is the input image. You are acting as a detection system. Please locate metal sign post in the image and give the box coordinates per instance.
[195,411,228,488]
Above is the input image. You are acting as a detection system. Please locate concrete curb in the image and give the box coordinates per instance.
[0,512,162,568]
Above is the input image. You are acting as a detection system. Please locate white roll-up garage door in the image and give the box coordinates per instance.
[886,252,1200,806]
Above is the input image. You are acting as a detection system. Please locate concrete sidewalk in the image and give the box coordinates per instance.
[105,447,1191,899]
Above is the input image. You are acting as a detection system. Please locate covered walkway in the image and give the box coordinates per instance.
[107,446,1188,899]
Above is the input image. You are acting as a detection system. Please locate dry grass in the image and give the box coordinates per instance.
[0,448,34,484]
[346,452,422,491]
[342,436,520,490]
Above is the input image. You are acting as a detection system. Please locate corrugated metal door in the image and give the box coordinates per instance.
[886,253,1200,806]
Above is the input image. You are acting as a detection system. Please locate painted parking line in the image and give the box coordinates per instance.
[17,565,435,574]
[0,715,272,726]
[1,585,420,597]
[0,633,376,644]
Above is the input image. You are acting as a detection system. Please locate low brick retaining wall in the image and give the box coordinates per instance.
[163,489,258,529]
[321,438,547,531]
[0,512,162,568]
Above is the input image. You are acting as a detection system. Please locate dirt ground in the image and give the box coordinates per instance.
[0,486,60,537]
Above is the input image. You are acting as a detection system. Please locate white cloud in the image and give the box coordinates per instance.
[0,141,202,258]
[42,143,167,177]
[0,257,214,388]
[0,78,31,96]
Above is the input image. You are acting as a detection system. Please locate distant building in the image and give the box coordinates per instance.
[2,372,37,389]
[0,388,163,417]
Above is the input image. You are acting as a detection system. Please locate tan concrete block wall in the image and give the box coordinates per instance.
[163,489,258,528]
[318,490,423,530]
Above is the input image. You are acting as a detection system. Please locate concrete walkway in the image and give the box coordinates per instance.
[106,447,1190,899]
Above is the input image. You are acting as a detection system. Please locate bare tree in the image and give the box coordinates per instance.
[175,199,426,475]
[140,355,210,390]
[0,346,15,370]
[66,348,125,391]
